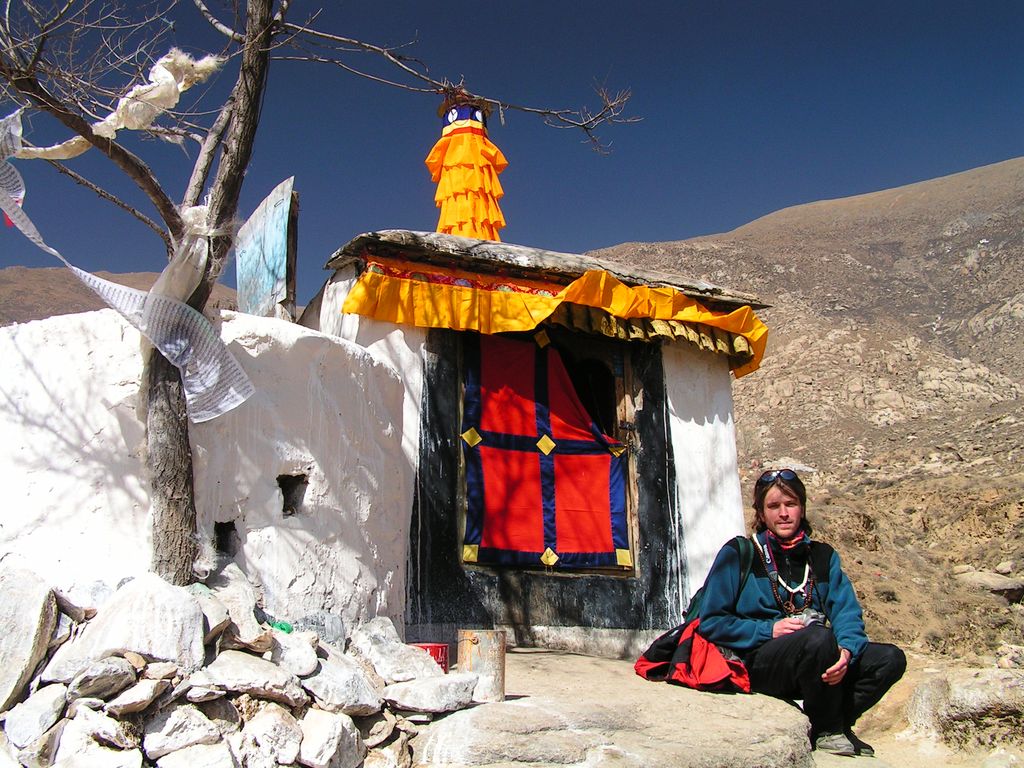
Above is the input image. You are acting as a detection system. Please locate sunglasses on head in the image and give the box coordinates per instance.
[756,468,799,486]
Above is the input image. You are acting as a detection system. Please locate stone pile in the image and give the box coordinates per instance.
[905,666,1024,750]
[0,565,481,768]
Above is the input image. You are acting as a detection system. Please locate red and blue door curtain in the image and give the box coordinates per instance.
[460,333,631,568]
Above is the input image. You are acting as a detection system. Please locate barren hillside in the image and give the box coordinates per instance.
[0,267,237,326]
[591,158,1024,660]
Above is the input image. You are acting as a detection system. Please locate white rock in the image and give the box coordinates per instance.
[122,652,147,672]
[155,741,238,768]
[182,670,225,701]
[144,662,180,681]
[270,630,319,677]
[185,585,232,645]
[67,697,105,718]
[291,612,345,649]
[0,567,58,711]
[0,732,19,768]
[908,667,1024,745]
[79,706,138,749]
[57,707,137,753]
[14,719,64,768]
[996,561,1016,576]
[362,732,409,768]
[187,670,216,687]
[49,613,75,652]
[61,582,115,620]
[53,591,90,624]
[298,709,365,768]
[186,687,225,703]
[205,650,307,707]
[381,672,478,713]
[226,730,275,768]
[242,702,301,765]
[983,746,1024,767]
[53,744,143,768]
[104,678,170,717]
[348,618,442,684]
[3,683,67,748]
[143,704,222,760]
[301,655,383,716]
[68,656,137,700]
[194,699,241,737]
[43,574,205,683]
[205,563,272,653]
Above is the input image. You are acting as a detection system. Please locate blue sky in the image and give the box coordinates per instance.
[2,1,1023,304]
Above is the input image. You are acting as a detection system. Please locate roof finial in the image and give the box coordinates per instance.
[424,86,508,241]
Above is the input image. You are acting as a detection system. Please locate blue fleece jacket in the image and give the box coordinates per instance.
[698,531,869,661]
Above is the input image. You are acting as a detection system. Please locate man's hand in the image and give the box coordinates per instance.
[772,618,806,638]
[822,648,852,685]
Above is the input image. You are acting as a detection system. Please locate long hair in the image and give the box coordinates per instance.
[752,470,812,535]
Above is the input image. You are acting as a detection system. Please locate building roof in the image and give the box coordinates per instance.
[326,230,767,312]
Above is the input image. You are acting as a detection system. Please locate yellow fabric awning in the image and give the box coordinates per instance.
[341,257,768,377]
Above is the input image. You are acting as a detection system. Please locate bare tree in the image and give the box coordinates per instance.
[0,0,634,584]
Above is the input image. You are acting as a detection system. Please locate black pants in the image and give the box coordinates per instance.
[744,624,906,734]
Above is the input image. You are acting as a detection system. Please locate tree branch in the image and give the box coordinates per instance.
[46,158,172,252]
[183,92,233,207]
[5,69,184,240]
[277,22,637,151]
[191,0,244,43]
[188,0,273,309]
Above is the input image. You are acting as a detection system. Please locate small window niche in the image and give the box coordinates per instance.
[214,521,240,557]
[277,473,309,517]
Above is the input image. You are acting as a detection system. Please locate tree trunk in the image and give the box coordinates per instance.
[145,0,272,584]
[146,351,198,584]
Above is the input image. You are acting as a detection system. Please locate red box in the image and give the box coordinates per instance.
[411,642,449,672]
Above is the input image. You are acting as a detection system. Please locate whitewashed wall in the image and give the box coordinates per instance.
[310,267,428,472]
[662,343,746,609]
[0,312,152,588]
[0,309,413,633]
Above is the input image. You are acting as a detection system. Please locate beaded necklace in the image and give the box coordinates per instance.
[756,535,815,615]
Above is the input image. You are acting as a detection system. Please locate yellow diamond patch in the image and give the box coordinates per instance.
[462,544,479,563]
[616,549,633,567]
[609,444,627,457]
[534,329,551,348]
[536,434,556,455]
[461,427,483,447]
[540,547,560,567]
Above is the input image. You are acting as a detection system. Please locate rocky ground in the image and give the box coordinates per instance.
[7,562,1019,768]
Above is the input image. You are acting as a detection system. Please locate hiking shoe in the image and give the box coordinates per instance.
[845,729,875,757]
[814,732,857,756]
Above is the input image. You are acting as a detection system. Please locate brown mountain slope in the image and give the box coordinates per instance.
[593,157,1024,375]
[591,158,1024,660]
[0,266,237,326]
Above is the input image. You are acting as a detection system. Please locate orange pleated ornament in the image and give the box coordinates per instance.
[425,102,508,241]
